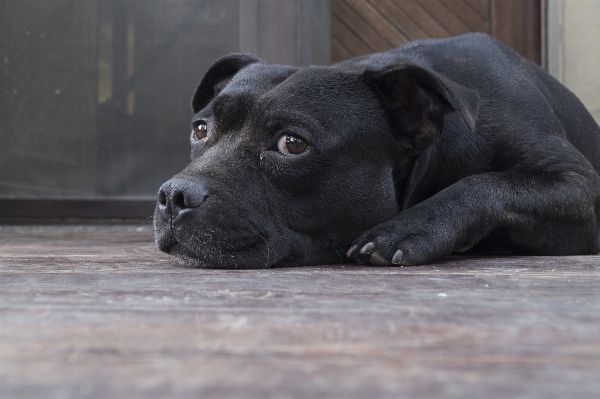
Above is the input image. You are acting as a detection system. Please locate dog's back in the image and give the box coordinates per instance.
[337,33,600,174]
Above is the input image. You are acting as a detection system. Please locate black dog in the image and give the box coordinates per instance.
[154,33,600,268]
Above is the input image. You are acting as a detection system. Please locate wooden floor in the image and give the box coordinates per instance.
[1,225,599,399]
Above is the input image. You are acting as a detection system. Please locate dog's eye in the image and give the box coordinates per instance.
[192,122,208,141]
[277,134,308,155]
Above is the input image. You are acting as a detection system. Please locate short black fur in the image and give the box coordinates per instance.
[155,33,600,268]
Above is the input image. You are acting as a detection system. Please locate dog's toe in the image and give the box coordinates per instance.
[359,242,375,255]
[348,239,395,265]
[391,249,404,265]
[369,251,390,265]
[346,244,359,258]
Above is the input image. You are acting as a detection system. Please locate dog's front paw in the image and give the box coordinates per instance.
[346,209,459,266]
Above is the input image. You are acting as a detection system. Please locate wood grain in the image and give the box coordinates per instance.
[366,0,431,41]
[332,0,540,65]
[1,225,599,398]
[417,0,472,36]
[442,0,489,32]
[346,0,408,47]
[332,14,374,58]
[491,0,541,64]
[333,0,392,52]
[392,0,454,38]
[463,0,489,19]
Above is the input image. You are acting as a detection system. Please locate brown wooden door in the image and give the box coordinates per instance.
[332,0,541,64]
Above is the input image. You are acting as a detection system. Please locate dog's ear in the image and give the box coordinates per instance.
[365,64,479,152]
[192,54,262,113]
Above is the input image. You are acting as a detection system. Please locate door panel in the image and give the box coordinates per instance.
[332,0,541,64]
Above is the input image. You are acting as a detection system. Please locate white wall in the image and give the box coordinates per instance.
[546,0,600,125]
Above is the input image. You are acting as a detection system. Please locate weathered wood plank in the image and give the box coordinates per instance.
[332,14,374,58]
[333,0,392,52]
[332,36,355,63]
[462,0,490,21]
[366,0,430,41]
[391,0,453,38]
[442,0,490,32]
[491,0,541,64]
[332,0,539,65]
[418,0,472,36]
[345,0,408,47]
[1,225,599,399]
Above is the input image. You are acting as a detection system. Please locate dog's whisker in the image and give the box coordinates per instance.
[330,242,345,265]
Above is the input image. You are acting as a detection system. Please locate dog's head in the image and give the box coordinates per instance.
[154,53,478,268]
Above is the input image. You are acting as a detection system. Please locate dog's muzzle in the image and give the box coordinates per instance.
[155,177,209,251]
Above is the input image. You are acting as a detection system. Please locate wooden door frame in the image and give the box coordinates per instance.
[491,0,541,65]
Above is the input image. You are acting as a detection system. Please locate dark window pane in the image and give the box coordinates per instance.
[0,0,330,200]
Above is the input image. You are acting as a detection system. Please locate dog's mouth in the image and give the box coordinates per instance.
[161,233,263,254]
[156,226,283,269]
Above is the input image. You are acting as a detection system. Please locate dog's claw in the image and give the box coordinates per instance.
[346,244,358,258]
[369,251,390,266]
[391,249,404,265]
[359,242,375,255]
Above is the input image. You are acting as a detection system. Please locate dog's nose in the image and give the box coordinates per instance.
[157,178,209,217]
